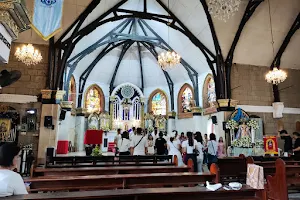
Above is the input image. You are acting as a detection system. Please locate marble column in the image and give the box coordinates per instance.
[37,90,65,164]
[167,111,176,136]
[192,107,202,132]
[75,108,87,152]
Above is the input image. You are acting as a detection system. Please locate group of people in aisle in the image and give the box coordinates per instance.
[279,130,300,158]
[114,127,227,172]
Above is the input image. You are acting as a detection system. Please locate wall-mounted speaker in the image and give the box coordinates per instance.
[212,116,217,124]
[59,110,66,121]
[44,116,52,128]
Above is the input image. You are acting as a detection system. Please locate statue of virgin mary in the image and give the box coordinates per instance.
[235,123,251,139]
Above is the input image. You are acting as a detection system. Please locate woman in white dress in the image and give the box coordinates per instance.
[167,132,184,166]
[147,134,155,155]
[194,132,204,172]
[117,131,131,155]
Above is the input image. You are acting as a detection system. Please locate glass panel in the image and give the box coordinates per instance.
[85,86,101,113]
[181,87,193,112]
[152,92,166,115]
[208,78,216,104]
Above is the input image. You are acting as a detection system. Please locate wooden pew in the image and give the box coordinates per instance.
[266,158,300,200]
[217,155,247,184]
[46,155,173,168]
[8,186,263,200]
[33,165,191,177]
[26,172,218,192]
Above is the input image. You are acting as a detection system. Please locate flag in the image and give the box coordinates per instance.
[31,0,64,41]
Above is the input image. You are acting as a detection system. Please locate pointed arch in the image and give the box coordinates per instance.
[148,89,169,116]
[68,75,76,108]
[84,84,105,113]
[203,74,216,109]
[178,83,194,119]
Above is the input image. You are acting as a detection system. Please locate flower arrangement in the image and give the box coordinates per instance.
[100,124,110,132]
[148,126,154,133]
[247,119,259,130]
[255,139,264,147]
[91,145,102,157]
[232,136,252,148]
[226,119,238,130]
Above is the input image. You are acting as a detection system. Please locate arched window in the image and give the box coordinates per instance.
[68,76,76,108]
[148,89,168,116]
[203,74,217,109]
[178,83,194,118]
[84,84,105,113]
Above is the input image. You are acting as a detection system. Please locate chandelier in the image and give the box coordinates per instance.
[265,67,287,85]
[121,98,132,111]
[15,44,42,66]
[158,51,181,71]
[207,0,241,22]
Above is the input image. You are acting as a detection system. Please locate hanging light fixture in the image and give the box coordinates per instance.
[207,0,241,22]
[157,0,181,71]
[15,44,42,66]
[265,0,287,85]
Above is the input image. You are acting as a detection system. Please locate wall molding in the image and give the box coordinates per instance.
[237,105,300,115]
[0,94,37,103]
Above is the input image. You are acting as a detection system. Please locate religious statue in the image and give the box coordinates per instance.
[144,113,154,131]
[99,112,110,131]
[88,113,99,130]
[155,115,166,131]
[235,122,251,139]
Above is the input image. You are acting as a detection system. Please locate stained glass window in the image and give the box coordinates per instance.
[207,78,216,105]
[151,92,167,115]
[181,87,193,112]
[85,86,101,113]
[68,76,76,108]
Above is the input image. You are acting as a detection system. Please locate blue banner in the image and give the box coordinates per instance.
[31,0,64,41]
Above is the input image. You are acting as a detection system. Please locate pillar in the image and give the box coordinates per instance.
[75,108,87,152]
[140,98,145,128]
[167,111,176,136]
[37,90,65,164]
[192,107,202,132]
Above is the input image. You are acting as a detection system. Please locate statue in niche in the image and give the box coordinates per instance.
[155,115,166,131]
[235,122,251,139]
[88,113,99,130]
[99,112,110,131]
[144,113,155,132]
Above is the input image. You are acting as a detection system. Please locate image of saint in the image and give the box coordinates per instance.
[235,123,251,139]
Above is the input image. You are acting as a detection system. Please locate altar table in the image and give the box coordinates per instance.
[84,130,103,145]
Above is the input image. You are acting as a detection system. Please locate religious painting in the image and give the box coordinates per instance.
[85,85,102,113]
[264,136,278,155]
[0,119,11,140]
[181,87,193,113]
[151,92,167,115]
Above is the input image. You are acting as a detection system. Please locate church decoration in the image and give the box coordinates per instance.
[207,78,217,107]
[227,108,264,156]
[31,0,64,40]
[87,113,99,130]
[181,87,193,113]
[0,118,11,141]
[99,112,110,132]
[154,115,167,131]
[144,113,155,133]
[85,85,102,113]
[263,136,278,155]
[151,92,167,115]
[110,84,144,130]
[68,76,76,108]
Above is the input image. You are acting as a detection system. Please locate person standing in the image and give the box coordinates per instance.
[147,134,155,155]
[179,132,186,144]
[151,127,159,142]
[217,137,226,158]
[130,128,148,155]
[292,132,300,160]
[167,132,184,166]
[278,130,293,155]
[0,143,28,197]
[114,128,122,145]
[118,131,131,155]
[182,132,198,172]
[155,132,167,155]
[207,133,218,169]
[203,133,208,164]
[195,132,204,172]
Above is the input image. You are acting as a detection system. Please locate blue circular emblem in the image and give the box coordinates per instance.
[41,0,56,6]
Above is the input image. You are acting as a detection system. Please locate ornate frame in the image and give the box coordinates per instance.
[84,84,105,113]
[148,89,169,116]
[177,83,194,119]
[69,75,76,109]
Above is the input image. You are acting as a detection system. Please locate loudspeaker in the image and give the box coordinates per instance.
[59,110,66,121]
[44,116,52,127]
[212,116,217,124]
[223,121,228,130]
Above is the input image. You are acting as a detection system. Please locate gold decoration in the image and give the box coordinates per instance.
[55,90,66,101]
[192,107,202,114]
[41,89,52,99]
[0,10,19,39]
[217,99,239,108]
[167,111,176,118]
[60,101,73,109]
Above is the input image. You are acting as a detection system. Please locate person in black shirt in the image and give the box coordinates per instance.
[278,130,293,153]
[155,132,167,155]
[292,132,300,159]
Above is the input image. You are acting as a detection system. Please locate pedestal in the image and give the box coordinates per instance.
[75,108,87,152]
[167,111,176,136]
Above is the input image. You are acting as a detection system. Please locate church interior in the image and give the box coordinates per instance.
[0,0,299,199]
